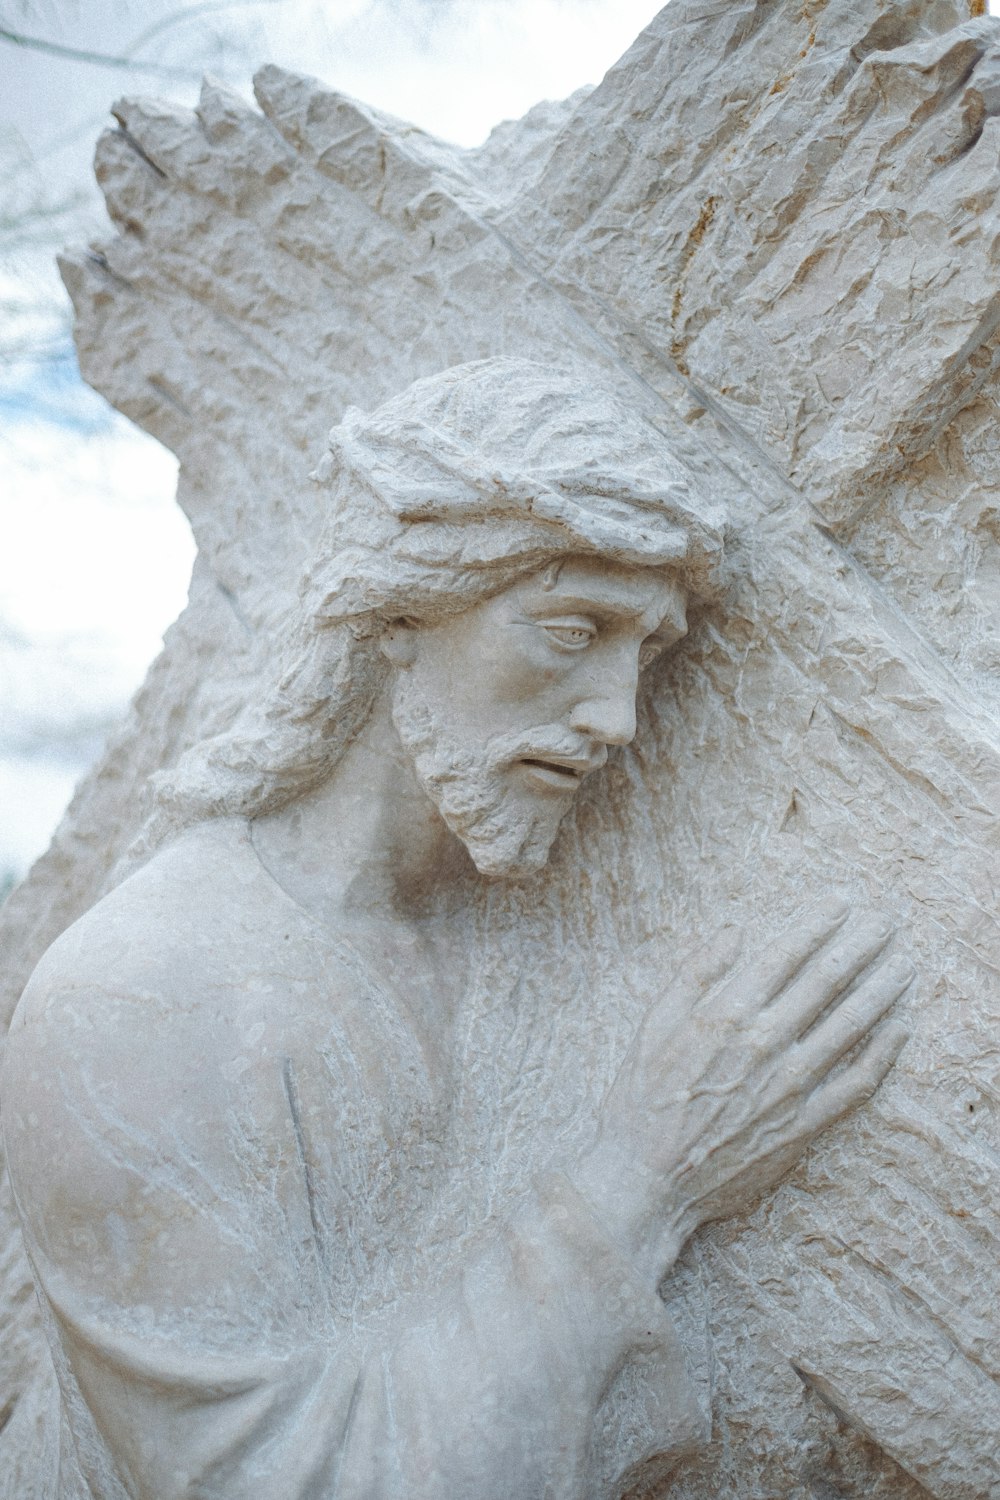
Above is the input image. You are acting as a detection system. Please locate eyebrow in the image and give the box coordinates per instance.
[529,589,687,636]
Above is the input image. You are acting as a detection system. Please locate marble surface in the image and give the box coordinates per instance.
[4,363,913,1495]
[1,2,999,1496]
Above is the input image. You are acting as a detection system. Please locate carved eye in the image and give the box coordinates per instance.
[542,621,595,650]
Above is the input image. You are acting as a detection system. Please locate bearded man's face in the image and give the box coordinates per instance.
[388,556,689,879]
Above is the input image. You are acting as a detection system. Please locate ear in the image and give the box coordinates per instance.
[378,618,419,668]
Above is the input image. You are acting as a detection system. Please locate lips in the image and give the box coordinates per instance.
[515,753,604,792]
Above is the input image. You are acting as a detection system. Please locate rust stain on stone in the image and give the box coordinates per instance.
[670,195,718,377]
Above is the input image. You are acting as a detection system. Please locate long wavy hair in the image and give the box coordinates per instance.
[149,358,727,837]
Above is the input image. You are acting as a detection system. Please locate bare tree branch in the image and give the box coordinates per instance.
[124,0,284,56]
[0,24,203,78]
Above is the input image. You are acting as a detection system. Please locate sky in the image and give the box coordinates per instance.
[0,0,665,890]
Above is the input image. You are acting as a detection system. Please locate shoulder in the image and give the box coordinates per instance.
[18,819,286,1002]
[2,820,327,1163]
[9,819,309,1035]
[2,823,319,1260]
[1,822,428,1315]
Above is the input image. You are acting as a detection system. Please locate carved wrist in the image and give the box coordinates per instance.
[569,1135,687,1285]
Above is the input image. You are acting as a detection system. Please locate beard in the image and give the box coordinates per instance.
[391,672,587,879]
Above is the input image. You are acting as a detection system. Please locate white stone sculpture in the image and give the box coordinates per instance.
[2,360,914,1497]
[2,2,1000,1496]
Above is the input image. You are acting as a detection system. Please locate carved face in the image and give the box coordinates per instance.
[389,556,688,877]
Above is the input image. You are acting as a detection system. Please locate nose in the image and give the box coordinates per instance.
[569,663,639,748]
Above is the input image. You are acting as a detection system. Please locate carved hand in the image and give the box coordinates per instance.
[572,899,912,1284]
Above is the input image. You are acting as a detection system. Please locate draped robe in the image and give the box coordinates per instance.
[3,820,700,1498]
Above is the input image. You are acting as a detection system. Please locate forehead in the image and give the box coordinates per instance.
[517,556,688,636]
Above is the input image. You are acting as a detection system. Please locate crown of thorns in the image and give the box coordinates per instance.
[306,359,725,635]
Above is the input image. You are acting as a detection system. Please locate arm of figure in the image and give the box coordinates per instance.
[572,897,912,1285]
[2,972,697,1500]
[2,898,908,1500]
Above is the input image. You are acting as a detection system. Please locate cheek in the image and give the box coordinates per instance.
[497,649,560,691]
[467,630,565,706]
[413,620,579,736]
[489,653,573,712]
[408,639,540,737]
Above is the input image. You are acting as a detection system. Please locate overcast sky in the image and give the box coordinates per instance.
[0,0,664,886]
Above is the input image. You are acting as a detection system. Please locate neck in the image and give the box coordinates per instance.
[250,686,474,933]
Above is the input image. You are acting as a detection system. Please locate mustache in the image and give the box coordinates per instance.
[495,730,608,774]
[419,728,608,785]
[390,681,606,780]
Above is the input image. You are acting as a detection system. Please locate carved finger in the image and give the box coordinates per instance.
[792,957,914,1085]
[722,896,851,1010]
[766,915,895,1039]
[800,1020,909,1135]
[677,926,744,1004]
[648,928,743,1049]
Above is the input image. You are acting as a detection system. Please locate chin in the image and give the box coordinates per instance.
[391,680,575,881]
[459,808,566,881]
[466,843,552,882]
